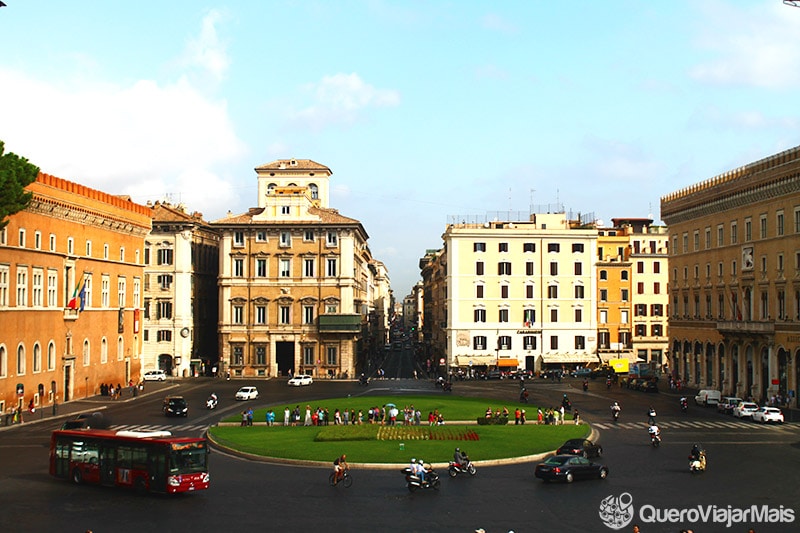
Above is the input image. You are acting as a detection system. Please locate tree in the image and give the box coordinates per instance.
[0,141,40,230]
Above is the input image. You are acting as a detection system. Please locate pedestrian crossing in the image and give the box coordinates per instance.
[592,419,791,431]
[110,423,207,433]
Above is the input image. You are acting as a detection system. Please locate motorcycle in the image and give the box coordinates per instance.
[206,396,218,410]
[448,457,477,477]
[611,406,620,422]
[680,397,688,413]
[401,465,441,492]
[650,432,661,448]
[358,374,370,386]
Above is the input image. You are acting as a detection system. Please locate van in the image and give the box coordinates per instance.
[694,389,722,407]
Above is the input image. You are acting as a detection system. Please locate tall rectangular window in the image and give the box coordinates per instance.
[280,231,291,247]
[548,285,558,298]
[526,262,534,276]
[550,309,558,322]
[574,285,584,299]
[118,278,126,308]
[47,269,57,307]
[498,262,511,275]
[498,309,509,322]
[476,261,484,275]
[476,285,484,299]
[280,259,291,277]
[326,258,338,277]
[731,222,738,244]
[257,258,267,277]
[575,308,582,322]
[303,305,314,325]
[304,258,315,277]
[157,248,173,265]
[777,212,785,236]
[326,346,338,366]
[474,309,486,322]
[255,305,267,325]
[280,305,290,324]
[101,276,110,308]
[500,285,509,299]
[234,258,244,277]
[233,305,244,324]
[550,262,558,276]
[304,346,315,366]
[255,345,266,365]
[31,268,43,307]
[526,285,534,299]
[233,231,244,247]
[326,232,338,247]
[574,262,582,275]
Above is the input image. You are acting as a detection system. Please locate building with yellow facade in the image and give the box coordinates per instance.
[0,173,150,416]
[662,145,800,404]
[212,159,389,379]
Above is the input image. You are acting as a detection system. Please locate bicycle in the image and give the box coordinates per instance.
[329,468,353,488]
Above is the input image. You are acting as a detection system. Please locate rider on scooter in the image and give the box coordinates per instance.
[453,447,468,468]
[611,401,621,419]
[648,423,661,442]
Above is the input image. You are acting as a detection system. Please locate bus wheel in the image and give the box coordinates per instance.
[135,478,148,495]
[72,468,82,484]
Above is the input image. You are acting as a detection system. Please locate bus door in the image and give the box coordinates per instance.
[148,450,167,493]
[99,445,115,486]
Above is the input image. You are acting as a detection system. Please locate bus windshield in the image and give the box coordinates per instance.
[169,441,208,474]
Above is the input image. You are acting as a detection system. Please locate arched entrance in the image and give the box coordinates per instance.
[158,353,173,375]
[760,346,769,404]
[745,345,754,399]
[778,347,789,399]
[731,344,739,396]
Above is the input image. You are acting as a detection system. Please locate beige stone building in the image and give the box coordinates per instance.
[141,202,219,378]
[661,145,800,404]
[211,159,387,379]
[0,173,150,415]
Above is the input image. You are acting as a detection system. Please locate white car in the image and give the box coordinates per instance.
[235,386,259,401]
[288,374,313,387]
[752,406,784,424]
[732,402,759,419]
[143,370,167,382]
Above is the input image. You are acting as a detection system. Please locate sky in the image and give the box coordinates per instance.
[2,1,800,296]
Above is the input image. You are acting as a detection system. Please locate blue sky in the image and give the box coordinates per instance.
[2,1,800,295]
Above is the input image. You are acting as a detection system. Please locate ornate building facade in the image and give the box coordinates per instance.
[142,202,219,378]
[662,145,800,404]
[212,159,387,379]
[0,173,150,415]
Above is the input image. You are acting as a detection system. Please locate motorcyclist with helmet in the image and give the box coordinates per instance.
[333,453,348,484]
[453,447,468,467]
[611,401,621,421]
[415,458,427,484]
[648,423,661,444]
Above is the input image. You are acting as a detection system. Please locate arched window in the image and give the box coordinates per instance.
[0,345,6,377]
[47,342,56,371]
[83,339,90,367]
[309,183,319,199]
[118,336,124,361]
[33,343,41,373]
[101,338,108,364]
[267,183,277,193]
[17,344,26,375]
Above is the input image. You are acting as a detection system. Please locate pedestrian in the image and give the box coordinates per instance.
[520,409,526,424]
[559,405,565,424]
[537,408,543,424]
[304,405,312,426]
[573,409,580,424]
[284,407,291,426]
[514,407,521,425]
[553,408,560,425]
[247,407,253,426]
[241,410,248,427]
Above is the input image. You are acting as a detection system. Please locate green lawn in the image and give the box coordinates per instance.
[209,395,588,464]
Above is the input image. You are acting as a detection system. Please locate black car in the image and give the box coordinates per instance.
[163,396,188,417]
[60,412,111,430]
[534,455,609,483]
[556,438,603,458]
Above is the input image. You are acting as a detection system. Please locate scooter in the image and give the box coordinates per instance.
[680,397,688,413]
[358,374,370,386]
[689,451,707,472]
[611,407,620,422]
[206,396,218,410]
[448,457,477,477]
[401,465,441,492]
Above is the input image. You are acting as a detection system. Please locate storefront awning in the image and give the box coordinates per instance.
[497,358,519,367]
[539,354,598,364]
[455,356,496,367]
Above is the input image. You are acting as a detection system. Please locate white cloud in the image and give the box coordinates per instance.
[689,2,800,89]
[181,8,231,83]
[292,73,400,131]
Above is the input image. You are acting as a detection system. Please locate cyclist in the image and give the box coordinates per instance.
[333,453,348,484]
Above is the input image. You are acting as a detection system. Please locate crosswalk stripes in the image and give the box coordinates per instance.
[591,419,790,431]
[111,423,207,433]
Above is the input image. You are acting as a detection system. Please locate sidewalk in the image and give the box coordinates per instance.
[0,380,179,432]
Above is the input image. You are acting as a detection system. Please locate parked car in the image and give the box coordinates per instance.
[534,455,609,483]
[287,374,313,387]
[643,381,659,393]
[235,386,259,400]
[556,438,603,458]
[694,389,722,407]
[752,406,784,424]
[162,396,188,417]
[571,368,593,378]
[732,402,759,419]
[718,397,743,414]
[143,369,167,382]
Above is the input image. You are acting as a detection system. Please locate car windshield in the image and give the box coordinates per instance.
[168,399,186,407]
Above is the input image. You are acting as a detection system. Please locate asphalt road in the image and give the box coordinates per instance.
[2,372,799,533]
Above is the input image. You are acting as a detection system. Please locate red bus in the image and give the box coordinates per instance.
[50,428,209,494]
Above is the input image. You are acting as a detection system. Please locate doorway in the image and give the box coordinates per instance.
[276,342,295,376]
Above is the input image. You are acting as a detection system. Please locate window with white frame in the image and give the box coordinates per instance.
[280,205,291,215]
[234,231,245,247]
[33,343,41,373]
[67,237,74,255]
[600,309,608,324]
[103,244,109,259]
[47,342,55,371]
[31,268,43,307]
[86,240,92,257]
[777,211,785,236]
[303,305,315,324]
[18,228,25,247]
[303,258,315,277]
[304,230,315,242]
[326,232,338,247]
[280,305,290,324]
[16,266,27,307]
[255,305,267,325]
[118,278,126,308]
[34,231,41,250]
[280,259,291,277]
[233,305,244,324]
[498,308,509,322]
[157,248,173,265]
[256,258,267,277]
[326,257,338,277]
[132,278,141,307]
[280,231,291,247]
[759,215,767,239]
[234,258,244,277]
[523,336,536,350]
[82,340,89,367]
[256,231,267,242]
[49,234,56,251]
[18,345,26,374]
[101,275,110,308]
[117,336,125,362]
[303,345,315,366]
[83,276,92,308]
[0,346,6,378]
[101,338,108,364]
[498,336,511,350]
